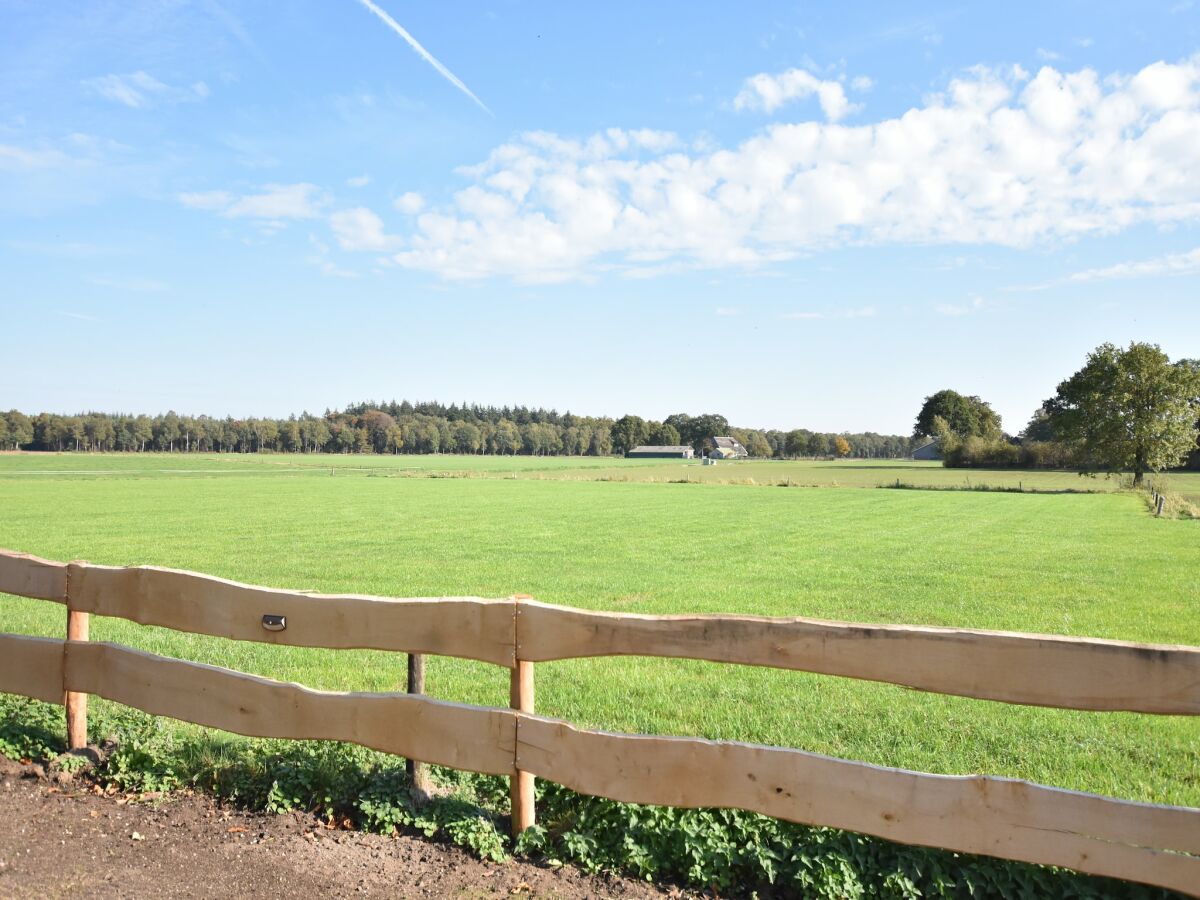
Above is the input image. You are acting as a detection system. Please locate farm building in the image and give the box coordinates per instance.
[912,438,942,461]
[709,436,748,459]
[627,445,695,459]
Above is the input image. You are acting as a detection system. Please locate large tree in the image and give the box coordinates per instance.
[665,412,729,454]
[611,415,650,455]
[647,422,681,446]
[1020,405,1058,442]
[359,409,397,454]
[5,410,32,449]
[1045,342,1200,486]
[914,390,1001,439]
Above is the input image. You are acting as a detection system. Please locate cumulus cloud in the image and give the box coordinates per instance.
[83,71,209,108]
[347,174,371,187]
[734,68,858,120]
[360,57,1200,282]
[393,191,425,213]
[179,184,327,220]
[330,207,401,251]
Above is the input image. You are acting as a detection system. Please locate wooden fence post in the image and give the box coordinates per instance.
[510,595,535,837]
[406,653,433,802]
[65,563,89,750]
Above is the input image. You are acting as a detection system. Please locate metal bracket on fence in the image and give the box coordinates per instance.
[261,614,287,632]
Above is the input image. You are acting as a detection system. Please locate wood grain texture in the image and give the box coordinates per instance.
[65,609,89,749]
[406,653,433,799]
[517,602,1200,714]
[64,642,517,775]
[510,657,536,835]
[0,633,65,704]
[67,563,515,667]
[0,550,67,603]
[517,717,1200,895]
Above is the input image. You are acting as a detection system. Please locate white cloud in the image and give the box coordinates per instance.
[55,310,101,322]
[0,144,70,169]
[715,306,740,316]
[347,175,371,187]
[178,190,233,211]
[936,296,986,316]
[308,235,359,278]
[1036,48,1061,62]
[850,75,874,92]
[83,71,209,108]
[370,57,1200,282]
[1064,246,1200,282]
[393,191,425,214]
[330,207,401,251]
[226,184,325,219]
[1013,245,1200,291]
[180,184,327,220]
[734,68,859,120]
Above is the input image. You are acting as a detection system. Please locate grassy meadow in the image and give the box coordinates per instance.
[0,452,1198,810]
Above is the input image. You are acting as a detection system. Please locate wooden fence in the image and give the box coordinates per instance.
[0,548,1197,894]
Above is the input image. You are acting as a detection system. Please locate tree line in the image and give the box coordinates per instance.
[0,401,920,460]
[914,343,1200,482]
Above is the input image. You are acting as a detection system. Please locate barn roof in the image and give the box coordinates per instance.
[712,436,746,449]
[629,445,692,453]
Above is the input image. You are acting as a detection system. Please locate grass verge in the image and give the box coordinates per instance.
[0,696,1174,899]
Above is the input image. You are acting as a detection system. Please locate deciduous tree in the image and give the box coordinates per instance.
[914,390,1001,439]
[611,415,650,455]
[1045,342,1200,486]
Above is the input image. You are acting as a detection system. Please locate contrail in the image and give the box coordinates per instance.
[355,0,492,116]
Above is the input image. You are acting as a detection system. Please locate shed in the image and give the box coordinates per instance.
[912,438,942,461]
[627,445,695,459]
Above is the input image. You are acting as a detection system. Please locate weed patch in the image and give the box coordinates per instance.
[0,697,1169,898]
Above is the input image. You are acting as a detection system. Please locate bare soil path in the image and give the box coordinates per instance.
[0,761,679,899]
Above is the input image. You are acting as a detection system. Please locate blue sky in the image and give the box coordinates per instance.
[2,1,1198,435]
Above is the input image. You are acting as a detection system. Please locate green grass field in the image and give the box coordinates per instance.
[6,450,1198,495]
[0,453,1197,810]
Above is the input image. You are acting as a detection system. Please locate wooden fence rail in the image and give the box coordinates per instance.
[0,549,1197,895]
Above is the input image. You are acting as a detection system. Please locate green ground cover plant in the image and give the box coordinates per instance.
[0,699,1171,898]
[0,455,1195,895]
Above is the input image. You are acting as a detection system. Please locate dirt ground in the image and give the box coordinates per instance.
[0,758,682,899]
